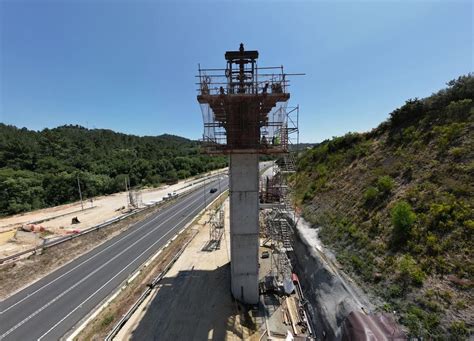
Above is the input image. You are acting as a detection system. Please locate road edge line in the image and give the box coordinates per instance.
[66,189,228,341]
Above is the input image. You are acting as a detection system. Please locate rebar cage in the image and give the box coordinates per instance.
[197,44,299,154]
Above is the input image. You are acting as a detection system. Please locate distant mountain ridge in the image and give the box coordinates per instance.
[292,75,473,338]
[0,124,227,216]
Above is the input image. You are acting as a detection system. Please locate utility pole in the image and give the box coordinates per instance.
[125,176,129,206]
[77,176,84,211]
[203,175,207,210]
[128,176,135,207]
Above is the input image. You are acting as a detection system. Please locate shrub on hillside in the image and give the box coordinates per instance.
[449,321,469,339]
[428,198,470,233]
[401,126,422,145]
[445,98,473,121]
[389,98,425,129]
[398,254,426,286]
[327,132,363,153]
[425,233,442,255]
[303,188,314,202]
[433,122,466,151]
[391,201,417,245]
[448,147,466,159]
[363,186,379,205]
[403,304,441,338]
[377,175,395,194]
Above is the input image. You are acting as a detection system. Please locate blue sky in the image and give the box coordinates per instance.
[0,0,472,142]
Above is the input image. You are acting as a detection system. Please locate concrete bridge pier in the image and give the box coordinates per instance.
[229,153,259,304]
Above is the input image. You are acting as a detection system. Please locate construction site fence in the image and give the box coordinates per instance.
[0,172,227,264]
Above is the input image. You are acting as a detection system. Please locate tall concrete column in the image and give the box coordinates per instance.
[229,153,259,304]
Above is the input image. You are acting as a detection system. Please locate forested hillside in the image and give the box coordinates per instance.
[292,75,473,338]
[0,125,227,216]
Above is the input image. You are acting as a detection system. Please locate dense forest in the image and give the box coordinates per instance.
[0,125,227,216]
[292,75,473,338]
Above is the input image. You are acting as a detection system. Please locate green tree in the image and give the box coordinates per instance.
[0,169,44,214]
[391,201,417,246]
[0,124,227,216]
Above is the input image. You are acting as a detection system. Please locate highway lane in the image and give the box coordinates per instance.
[0,176,228,340]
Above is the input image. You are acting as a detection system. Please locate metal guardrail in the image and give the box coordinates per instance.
[0,211,137,264]
[0,245,40,264]
[104,234,193,341]
[104,233,195,341]
[104,188,228,341]
[0,173,226,264]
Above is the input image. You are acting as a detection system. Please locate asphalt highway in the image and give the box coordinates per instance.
[0,176,228,341]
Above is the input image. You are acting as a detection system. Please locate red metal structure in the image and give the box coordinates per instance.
[197,43,299,154]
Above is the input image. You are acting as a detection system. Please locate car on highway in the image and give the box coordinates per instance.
[163,192,178,201]
[209,188,218,193]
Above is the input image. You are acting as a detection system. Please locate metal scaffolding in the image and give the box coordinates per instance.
[262,206,294,280]
[260,106,299,209]
[197,44,302,155]
[260,105,300,284]
[202,205,225,252]
[197,43,302,304]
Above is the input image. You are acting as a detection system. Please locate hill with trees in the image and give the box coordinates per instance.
[291,75,473,338]
[0,125,227,216]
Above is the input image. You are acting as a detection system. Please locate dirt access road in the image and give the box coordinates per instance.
[0,169,227,258]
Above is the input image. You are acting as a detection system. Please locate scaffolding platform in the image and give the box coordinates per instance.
[197,44,301,155]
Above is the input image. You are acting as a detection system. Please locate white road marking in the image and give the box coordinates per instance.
[0,184,213,315]
[36,199,207,340]
[0,187,216,340]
